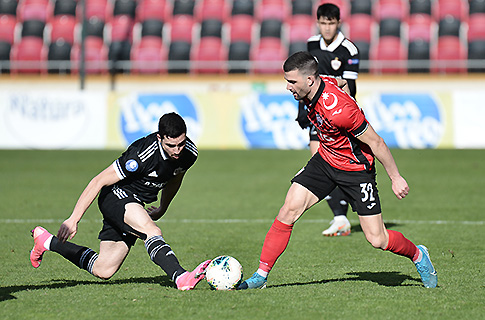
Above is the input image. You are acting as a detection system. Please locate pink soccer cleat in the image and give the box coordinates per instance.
[30,226,52,268]
[176,259,211,291]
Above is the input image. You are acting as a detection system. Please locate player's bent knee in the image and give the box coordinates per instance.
[365,234,387,249]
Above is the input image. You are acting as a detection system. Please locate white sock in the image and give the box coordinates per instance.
[44,235,53,250]
[256,269,268,278]
[414,248,423,263]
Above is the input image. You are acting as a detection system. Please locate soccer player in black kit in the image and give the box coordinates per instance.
[296,3,360,237]
[30,113,211,290]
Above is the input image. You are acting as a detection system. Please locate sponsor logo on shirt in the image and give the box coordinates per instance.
[348,59,359,65]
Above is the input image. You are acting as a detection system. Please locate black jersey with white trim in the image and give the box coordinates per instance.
[110,132,197,204]
[307,32,359,81]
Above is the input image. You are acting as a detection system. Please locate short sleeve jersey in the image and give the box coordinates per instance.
[305,77,374,172]
[307,32,359,81]
[111,133,198,204]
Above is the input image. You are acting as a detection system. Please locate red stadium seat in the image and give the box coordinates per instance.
[71,36,108,74]
[81,0,108,21]
[316,0,350,21]
[407,13,434,42]
[191,36,227,73]
[229,14,253,43]
[288,14,315,42]
[255,0,289,22]
[433,0,469,21]
[251,37,287,73]
[0,14,17,44]
[17,0,50,22]
[467,13,485,41]
[169,14,194,42]
[373,0,408,21]
[347,13,374,42]
[131,36,167,74]
[47,15,77,44]
[106,15,135,42]
[195,0,229,22]
[136,0,168,23]
[431,35,467,73]
[10,36,46,73]
[370,36,407,74]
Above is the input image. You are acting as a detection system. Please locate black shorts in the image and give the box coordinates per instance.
[97,186,146,247]
[291,153,381,216]
[309,125,319,141]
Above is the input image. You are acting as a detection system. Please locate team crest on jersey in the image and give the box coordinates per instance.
[125,159,139,172]
[315,113,324,127]
[331,58,341,70]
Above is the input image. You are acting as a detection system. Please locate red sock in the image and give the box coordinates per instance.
[385,230,420,261]
[258,218,293,273]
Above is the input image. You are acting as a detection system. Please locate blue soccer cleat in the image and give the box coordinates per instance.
[414,245,438,288]
[237,272,267,290]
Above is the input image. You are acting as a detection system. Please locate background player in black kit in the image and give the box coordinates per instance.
[296,3,360,237]
[29,113,211,291]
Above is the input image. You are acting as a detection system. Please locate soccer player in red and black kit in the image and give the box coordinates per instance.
[296,3,360,237]
[239,52,437,289]
[30,113,211,290]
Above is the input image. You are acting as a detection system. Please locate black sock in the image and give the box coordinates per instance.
[326,188,349,217]
[50,236,98,275]
[145,235,185,281]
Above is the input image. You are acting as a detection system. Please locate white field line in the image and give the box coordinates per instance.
[1,218,484,225]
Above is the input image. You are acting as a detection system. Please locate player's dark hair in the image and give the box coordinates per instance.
[317,3,340,21]
[158,112,187,138]
[283,51,319,77]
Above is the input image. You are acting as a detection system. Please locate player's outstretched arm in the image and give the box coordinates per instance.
[357,124,409,200]
[149,172,185,221]
[57,165,120,242]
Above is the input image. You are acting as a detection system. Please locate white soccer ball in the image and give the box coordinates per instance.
[205,255,243,290]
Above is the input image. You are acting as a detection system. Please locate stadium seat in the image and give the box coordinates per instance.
[170,14,194,42]
[370,36,407,74]
[433,0,469,21]
[373,0,408,21]
[136,0,168,23]
[0,14,16,44]
[347,13,374,42]
[467,13,485,41]
[172,0,195,16]
[21,20,45,38]
[288,15,315,43]
[438,16,461,37]
[351,0,372,15]
[228,41,250,73]
[255,0,289,22]
[431,35,467,73]
[168,40,191,73]
[10,36,46,73]
[53,0,76,17]
[468,40,485,72]
[408,38,430,72]
[407,13,434,42]
[292,0,312,16]
[317,0,350,21]
[191,36,227,73]
[0,0,17,16]
[195,0,228,22]
[200,19,222,38]
[109,40,131,73]
[231,0,253,16]
[84,17,105,38]
[229,14,253,43]
[106,15,135,42]
[379,18,401,37]
[47,15,77,44]
[141,19,164,38]
[71,36,109,74]
[131,36,166,74]
[82,0,108,21]
[469,0,485,14]
[288,41,307,56]
[410,0,432,15]
[0,40,11,72]
[259,19,282,39]
[251,37,287,73]
[17,0,50,22]
[47,39,72,73]
[353,40,370,72]
[113,0,136,19]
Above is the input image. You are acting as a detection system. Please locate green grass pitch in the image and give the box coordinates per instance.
[0,149,484,319]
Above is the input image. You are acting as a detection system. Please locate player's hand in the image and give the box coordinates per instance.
[391,176,409,200]
[57,218,78,243]
[146,206,162,220]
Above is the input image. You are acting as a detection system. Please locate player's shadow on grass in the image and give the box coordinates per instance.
[271,271,421,288]
[350,222,399,234]
[0,275,174,302]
